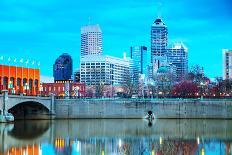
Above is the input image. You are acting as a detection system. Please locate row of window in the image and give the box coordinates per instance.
[43,86,84,92]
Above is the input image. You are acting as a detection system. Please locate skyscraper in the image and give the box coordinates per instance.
[130,46,148,75]
[53,53,73,82]
[81,24,103,57]
[223,49,232,79]
[151,18,168,61]
[167,43,188,81]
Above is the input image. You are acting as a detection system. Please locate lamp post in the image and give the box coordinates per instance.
[24,83,29,96]
[8,80,13,94]
[39,84,43,96]
[76,86,80,98]
[12,88,15,94]
[200,82,204,100]
[150,91,153,99]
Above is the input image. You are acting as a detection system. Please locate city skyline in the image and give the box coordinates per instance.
[0,0,231,78]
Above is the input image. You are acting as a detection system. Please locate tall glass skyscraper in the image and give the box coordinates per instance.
[53,53,73,82]
[81,24,103,58]
[130,46,148,75]
[151,18,168,61]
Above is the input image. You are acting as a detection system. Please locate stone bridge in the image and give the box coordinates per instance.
[0,90,55,119]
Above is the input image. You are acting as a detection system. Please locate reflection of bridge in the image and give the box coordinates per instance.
[0,120,54,153]
[0,90,55,120]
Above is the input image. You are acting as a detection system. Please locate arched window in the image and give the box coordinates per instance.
[3,76,8,89]
[29,79,33,89]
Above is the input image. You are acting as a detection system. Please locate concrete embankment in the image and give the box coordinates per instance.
[54,99,232,119]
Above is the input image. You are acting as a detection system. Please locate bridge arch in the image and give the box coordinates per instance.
[8,101,51,120]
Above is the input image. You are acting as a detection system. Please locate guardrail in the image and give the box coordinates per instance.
[54,96,232,101]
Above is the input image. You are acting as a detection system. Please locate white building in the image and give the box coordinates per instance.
[167,43,188,81]
[80,55,132,86]
[81,24,103,57]
[223,49,232,79]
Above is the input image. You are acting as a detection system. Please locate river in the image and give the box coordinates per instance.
[0,119,232,154]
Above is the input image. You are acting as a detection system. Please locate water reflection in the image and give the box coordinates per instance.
[0,119,232,154]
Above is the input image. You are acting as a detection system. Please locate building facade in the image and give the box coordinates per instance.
[223,49,232,79]
[0,65,40,95]
[80,55,131,86]
[53,53,73,82]
[74,70,80,82]
[81,24,103,57]
[151,18,168,61]
[130,46,148,75]
[167,43,188,81]
[42,82,85,97]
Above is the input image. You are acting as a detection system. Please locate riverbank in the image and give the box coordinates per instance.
[55,99,232,119]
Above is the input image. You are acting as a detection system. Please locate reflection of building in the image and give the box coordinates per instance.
[0,65,40,95]
[42,82,85,97]
[223,49,232,79]
[53,53,73,82]
[80,55,130,86]
[5,145,41,155]
[81,24,103,57]
[151,18,168,61]
[167,43,188,81]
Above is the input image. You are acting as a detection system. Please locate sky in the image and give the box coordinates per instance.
[0,0,231,78]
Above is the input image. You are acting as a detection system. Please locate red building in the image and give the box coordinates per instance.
[0,65,40,95]
[42,82,85,97]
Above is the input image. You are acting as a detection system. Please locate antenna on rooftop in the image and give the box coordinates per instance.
[157,1,163,18]
[88,16,91,25]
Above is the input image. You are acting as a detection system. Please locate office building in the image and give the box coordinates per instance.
[151,18,168,61]
[53,53,73,82]
[81,24,103,57]
[130,46,148,74]
[223,49,232,79]
[167,43,188,81]
[80,55,131,86]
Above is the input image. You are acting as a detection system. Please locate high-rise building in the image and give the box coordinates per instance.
[167,43,188,81]
[81,24,103,57]
[223,49,232,79]
[53,53,73,82]
[151,18,168,61]
[80,55,131,86]
[130,46,148,75]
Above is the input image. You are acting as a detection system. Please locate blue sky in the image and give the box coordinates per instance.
[0,0,231,78]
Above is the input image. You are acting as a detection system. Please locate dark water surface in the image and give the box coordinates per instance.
[0,119,232,155]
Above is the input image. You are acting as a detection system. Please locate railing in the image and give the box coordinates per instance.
[54,96,232,101]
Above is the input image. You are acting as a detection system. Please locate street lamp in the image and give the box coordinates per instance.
[76,86,80,98]
[39,84,43,96]
[8,81,13,94]
[24,83,29,95]
[12,88,15,94]
[200,82,204,100]
[150,91,153,99]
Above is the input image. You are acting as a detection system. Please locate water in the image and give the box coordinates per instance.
[0,119,232,155]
